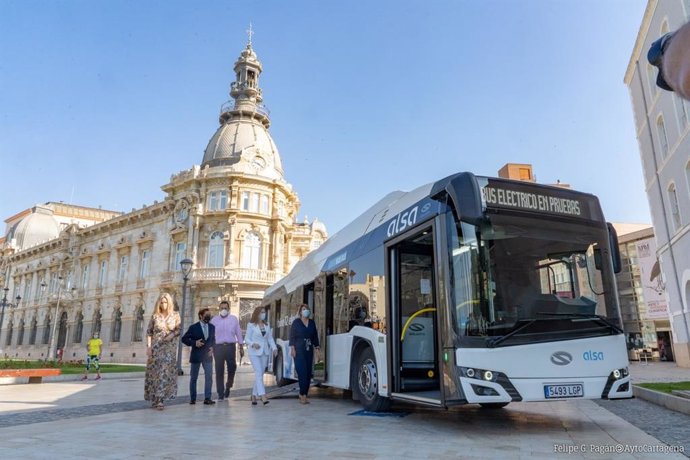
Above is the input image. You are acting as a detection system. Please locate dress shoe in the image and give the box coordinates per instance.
[189,400,196,405]
[203,399,216,405]
[224,388,230,398]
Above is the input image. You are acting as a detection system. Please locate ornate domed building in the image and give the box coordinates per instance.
[0,39,327,363]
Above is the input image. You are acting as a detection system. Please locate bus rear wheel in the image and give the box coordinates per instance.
[479,402,509,409]
[353,347,391,412]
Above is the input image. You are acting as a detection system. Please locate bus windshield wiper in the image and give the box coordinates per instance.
[536,312,623,334]
[488,319,538,348]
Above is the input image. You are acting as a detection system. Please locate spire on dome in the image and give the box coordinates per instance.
[218,28,270,128]
[246,22,254,47]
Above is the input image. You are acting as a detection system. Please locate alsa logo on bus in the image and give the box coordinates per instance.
[387,206,419,238]
[583,351,604,361]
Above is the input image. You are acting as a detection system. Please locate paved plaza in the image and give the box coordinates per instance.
[0,363,688,459]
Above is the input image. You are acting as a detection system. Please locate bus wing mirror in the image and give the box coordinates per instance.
[607,222,622,274]
[430,172,484,225]
[593,224,622,274]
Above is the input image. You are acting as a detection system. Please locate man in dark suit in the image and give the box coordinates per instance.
[182,307,216,405]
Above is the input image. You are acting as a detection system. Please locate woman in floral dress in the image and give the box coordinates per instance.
[145,293,181,410]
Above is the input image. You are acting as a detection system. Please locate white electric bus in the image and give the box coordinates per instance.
[263,172,633,411]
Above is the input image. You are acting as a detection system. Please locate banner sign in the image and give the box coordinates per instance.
[635,237,668,320]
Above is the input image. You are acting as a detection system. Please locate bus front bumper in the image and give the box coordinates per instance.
[459,374,633,404]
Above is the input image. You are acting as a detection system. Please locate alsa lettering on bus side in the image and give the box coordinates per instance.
[583,350,604,361]
[387,206,419,238]
[276,315,299,328]
[482,186,582,217]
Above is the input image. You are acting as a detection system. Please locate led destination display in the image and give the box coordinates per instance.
[481,179,603,221]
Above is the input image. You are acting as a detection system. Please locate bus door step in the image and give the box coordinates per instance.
[265,383,300,399]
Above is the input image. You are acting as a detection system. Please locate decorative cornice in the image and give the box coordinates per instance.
[624,0,657,84]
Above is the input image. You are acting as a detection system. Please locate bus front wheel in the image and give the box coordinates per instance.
[479,402,509,409]
[352,347,391,412]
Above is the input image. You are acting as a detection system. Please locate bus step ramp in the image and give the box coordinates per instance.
[265,383,300,399]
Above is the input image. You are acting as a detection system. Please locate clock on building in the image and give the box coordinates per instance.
[250,156,266,170]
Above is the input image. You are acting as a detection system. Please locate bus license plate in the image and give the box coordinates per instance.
[544,383,584,399]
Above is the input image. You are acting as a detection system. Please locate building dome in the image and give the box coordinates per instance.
[201,117,283,174]
[9,205,60,251]
[200,41,284,179]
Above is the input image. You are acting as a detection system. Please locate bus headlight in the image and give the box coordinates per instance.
[460,366,498,382]
[613,369,621,379]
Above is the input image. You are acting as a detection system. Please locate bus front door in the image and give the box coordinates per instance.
[388,227,442,406]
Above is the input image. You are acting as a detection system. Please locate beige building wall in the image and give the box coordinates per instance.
[625,0,690,367]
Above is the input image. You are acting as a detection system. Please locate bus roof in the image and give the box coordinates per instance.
[265,180,436,297]
[266,172,605,297]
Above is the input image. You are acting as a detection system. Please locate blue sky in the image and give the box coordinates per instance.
[0,0,649,234]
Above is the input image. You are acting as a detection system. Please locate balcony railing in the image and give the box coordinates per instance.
[220,100,270,118]
[160,271,182,284]
[192,268,281,284]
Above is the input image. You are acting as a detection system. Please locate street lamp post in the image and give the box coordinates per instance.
[0,287,21,347]
[176,258,193,376]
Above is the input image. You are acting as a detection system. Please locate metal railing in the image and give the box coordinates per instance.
[220,100,270,118]
[192,267,280,284]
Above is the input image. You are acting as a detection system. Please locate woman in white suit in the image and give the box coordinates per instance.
[245,306,277,405]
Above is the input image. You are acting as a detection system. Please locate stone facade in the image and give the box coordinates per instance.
[0,40,327,363]
[624,0,690,367]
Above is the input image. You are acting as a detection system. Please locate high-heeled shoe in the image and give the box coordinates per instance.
[251,395,257,406]
[261,395,269,405]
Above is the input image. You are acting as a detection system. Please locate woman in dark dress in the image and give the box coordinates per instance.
[289,303,320,404]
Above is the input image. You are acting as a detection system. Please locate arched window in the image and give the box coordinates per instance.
[92,310,102,337]
[208,231,225,268]
[111,309,122,342]
[647,64,658,99]
[74,312,84,343]
[657,116,669,159]
[668,183,682,231]
[5,320,13,346]
[132,306,145,342]
[675,95,689,130]
[42,316,51,345]
[57,311,68,349]
[242,232,262,269]
[17,318,25,346]
[29,317,37,345]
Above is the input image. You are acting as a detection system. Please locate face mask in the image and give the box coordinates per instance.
[220,309,229,317]
[260,312,266,321]
[203,314,212,323]
[301,309,310,318]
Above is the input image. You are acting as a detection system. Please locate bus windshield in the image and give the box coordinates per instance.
[447,210,619,348]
